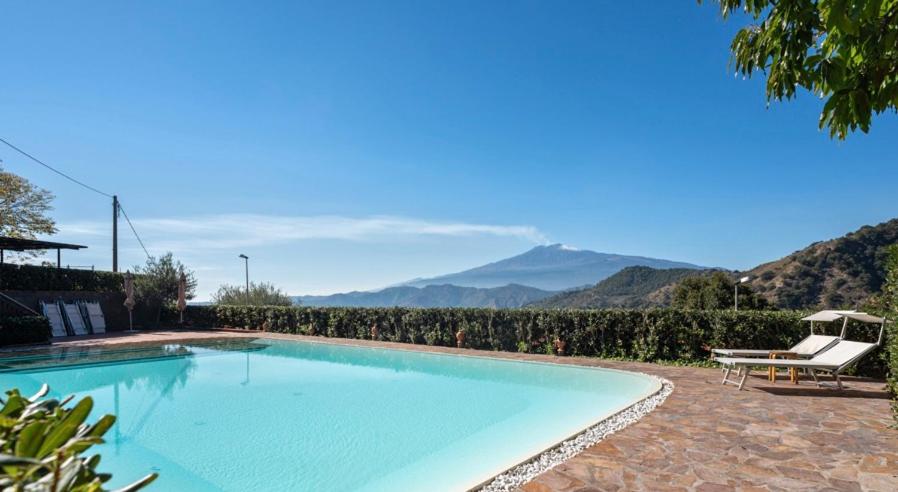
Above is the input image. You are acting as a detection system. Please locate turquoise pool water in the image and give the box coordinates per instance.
[0,338,659,491]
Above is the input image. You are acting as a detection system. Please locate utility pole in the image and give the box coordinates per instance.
[112,195,119,272]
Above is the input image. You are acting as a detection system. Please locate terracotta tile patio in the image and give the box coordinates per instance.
[13,329,898,491]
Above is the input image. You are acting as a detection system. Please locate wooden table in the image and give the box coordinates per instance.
[768,351,799,383]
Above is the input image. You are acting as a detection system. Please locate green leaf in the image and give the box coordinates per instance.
[111,473,158,492]
[14,421,47,457]
[0,453,41,466]
[36,396,93,458]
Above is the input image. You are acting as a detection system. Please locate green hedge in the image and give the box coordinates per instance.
[177,305,892,378]
[0,316,51,346]
[0,264,123,292]
[888,319,898,421]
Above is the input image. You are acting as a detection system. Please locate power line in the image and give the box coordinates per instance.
[0,136,114,198]
[118,204,151,259]
[0,136,153,260]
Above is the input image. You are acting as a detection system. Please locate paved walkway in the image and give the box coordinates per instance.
[24,330,898,491]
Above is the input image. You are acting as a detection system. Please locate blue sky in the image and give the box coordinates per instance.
[2,1,896,299]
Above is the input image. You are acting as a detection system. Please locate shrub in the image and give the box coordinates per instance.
[0,264,123,292]
[0,385,157,491]
[178,305,890,378]
[0,316,51,346]
[212,282,293,306]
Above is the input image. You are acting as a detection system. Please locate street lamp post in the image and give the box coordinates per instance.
[734,276,750,311]
[238,254,249,303]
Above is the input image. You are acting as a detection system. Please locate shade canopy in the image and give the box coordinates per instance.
[0,236,86,252]
[801,310,884,324]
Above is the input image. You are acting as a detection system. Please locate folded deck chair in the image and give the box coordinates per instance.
[79,301,106,334]
[716,340,880,390]
[40,301,68,338]
[711,334,839,359]
[61,301,89,336]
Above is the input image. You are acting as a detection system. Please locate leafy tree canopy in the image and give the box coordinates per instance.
[704,0,898,138]
[0,166,57,258]
[672,271,770,310]
[133,253,197,320]
[213,281,294,307]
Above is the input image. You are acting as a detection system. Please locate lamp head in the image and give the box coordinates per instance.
[238,254,248,259]
[739,276,750,283]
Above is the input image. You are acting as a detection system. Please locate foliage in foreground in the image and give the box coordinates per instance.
[212,282,294,307]
[0,385,157,491]
[703,0,898,139]
[879,244,898,422]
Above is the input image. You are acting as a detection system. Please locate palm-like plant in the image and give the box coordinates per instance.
[0,385,157,491]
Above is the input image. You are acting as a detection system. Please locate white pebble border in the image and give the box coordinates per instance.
[479,375,674,492]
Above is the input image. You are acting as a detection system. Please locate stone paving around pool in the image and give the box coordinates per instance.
[12,329,898,491]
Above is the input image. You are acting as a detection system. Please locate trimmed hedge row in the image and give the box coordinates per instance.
[0,316,51,346]
[177,305,892,378]
[0,264,124,292]
[888,321,898,421]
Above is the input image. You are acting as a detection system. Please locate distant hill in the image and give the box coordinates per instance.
[402,244,704,291]
[295,284,554,308]
[530,266,708,308]
[746,218,898,309]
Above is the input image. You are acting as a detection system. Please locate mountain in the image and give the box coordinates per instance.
[746,218,898,309]
[530,266,708,308]
[402,244,704,291]
[295,284,554,308]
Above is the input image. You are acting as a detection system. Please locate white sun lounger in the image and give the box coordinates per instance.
[711,309,879,360]
[711,334,839,359]
[716,340,880,390]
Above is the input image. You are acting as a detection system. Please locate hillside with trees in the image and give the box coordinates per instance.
[535,219,898,310]
[746,219,898,309]
[529,266,706,309]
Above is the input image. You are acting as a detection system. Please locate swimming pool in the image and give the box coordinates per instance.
[0,338,661,491]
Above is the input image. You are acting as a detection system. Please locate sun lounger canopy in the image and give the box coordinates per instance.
[801,310,857,322]
[801,310,884,324]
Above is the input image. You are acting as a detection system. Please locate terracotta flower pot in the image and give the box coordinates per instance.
[553,338,566,356]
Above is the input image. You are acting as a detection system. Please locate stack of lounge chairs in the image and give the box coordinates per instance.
[713,310,887,390]
[39,300,107,338]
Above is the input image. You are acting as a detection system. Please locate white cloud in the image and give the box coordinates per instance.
[57,214,548,253]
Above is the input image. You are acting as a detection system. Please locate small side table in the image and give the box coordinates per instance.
[768,351,798,383]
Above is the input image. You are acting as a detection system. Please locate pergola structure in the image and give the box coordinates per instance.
[0,236,88,268]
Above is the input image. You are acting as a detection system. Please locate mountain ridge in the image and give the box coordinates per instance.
[401,243,704,291]
[295,283,554,308]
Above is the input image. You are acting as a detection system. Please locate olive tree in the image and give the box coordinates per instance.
[133,253,197,325]
[212,282,294,306]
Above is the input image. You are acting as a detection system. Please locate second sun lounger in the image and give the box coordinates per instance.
[716,339,881,390]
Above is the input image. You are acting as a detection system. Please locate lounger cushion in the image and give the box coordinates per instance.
[790,335,839,356]
[711,334,838,359]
